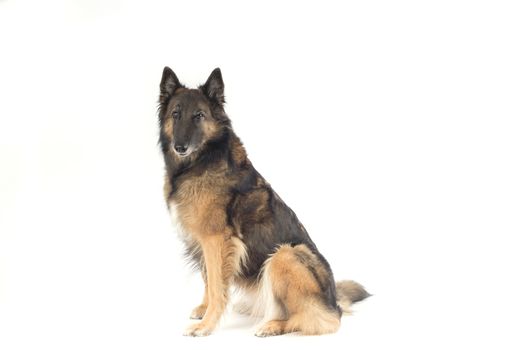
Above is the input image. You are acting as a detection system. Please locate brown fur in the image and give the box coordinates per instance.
[190,269,208,319]
[162,129,251,335]
[158,67,369,337]
[335,280,370,313]
[170,167,249,336]
[255,244,341,336]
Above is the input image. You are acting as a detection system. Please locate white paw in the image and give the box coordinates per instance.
[189,305,207,319]
[254,323,284,337]
[183,323,213,337]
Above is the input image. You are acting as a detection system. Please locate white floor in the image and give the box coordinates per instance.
[1,218,523,350]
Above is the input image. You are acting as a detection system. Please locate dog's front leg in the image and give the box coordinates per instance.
[189,268,208,319]
[184,234,229,336]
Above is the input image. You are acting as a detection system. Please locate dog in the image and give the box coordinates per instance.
[158,67,369,337]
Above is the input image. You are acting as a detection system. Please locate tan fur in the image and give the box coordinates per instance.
[230,135,250,165]
[173,168,231,236]
[163,174,172,203]
[184,234,226,336]
[190,235,247,321]
[158,74,367,337]
[230,236,248,277]
[163,122,349,337]
[201,117,219,139]
[162,122,254,335]
[293,244,330,285]
[190,269,208,319]
[162,117,174,144]
[183,234,248,335]
[336,280,370,314]
[168,163,249,335]
[255,244,341,337]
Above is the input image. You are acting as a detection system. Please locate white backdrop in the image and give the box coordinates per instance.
[1,1,524,349]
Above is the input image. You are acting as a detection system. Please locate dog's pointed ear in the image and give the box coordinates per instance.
[159,66,182,104]
[201,68,225,104]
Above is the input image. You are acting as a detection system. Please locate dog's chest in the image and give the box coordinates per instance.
[167,173,230,237]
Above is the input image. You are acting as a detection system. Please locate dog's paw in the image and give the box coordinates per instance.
[184,322,214,337]
[255,321,285,337]
[189,304,207,320]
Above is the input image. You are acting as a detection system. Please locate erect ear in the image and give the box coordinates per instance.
[201,68,225,104]
[159,66,182,104]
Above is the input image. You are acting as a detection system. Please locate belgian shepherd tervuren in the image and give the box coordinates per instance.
[158,67,369,336]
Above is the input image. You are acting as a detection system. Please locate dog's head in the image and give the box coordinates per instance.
[158,67,229,158]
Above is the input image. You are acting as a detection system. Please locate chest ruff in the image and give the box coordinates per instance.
[167,171,232,237]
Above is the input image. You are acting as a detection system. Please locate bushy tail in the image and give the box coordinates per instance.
[336,280,371,314]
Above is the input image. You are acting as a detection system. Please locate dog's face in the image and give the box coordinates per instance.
[165,89,218,157]
[158,67,227,158]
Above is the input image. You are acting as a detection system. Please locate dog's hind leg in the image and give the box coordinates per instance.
[255,244,341,337]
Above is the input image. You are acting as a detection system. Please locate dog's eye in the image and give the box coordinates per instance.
[194,112,205,121]
[171,111,180,119]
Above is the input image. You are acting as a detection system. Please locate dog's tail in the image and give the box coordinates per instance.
[336,280,371,314]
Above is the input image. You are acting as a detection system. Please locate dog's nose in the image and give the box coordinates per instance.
[174,144,188,154]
